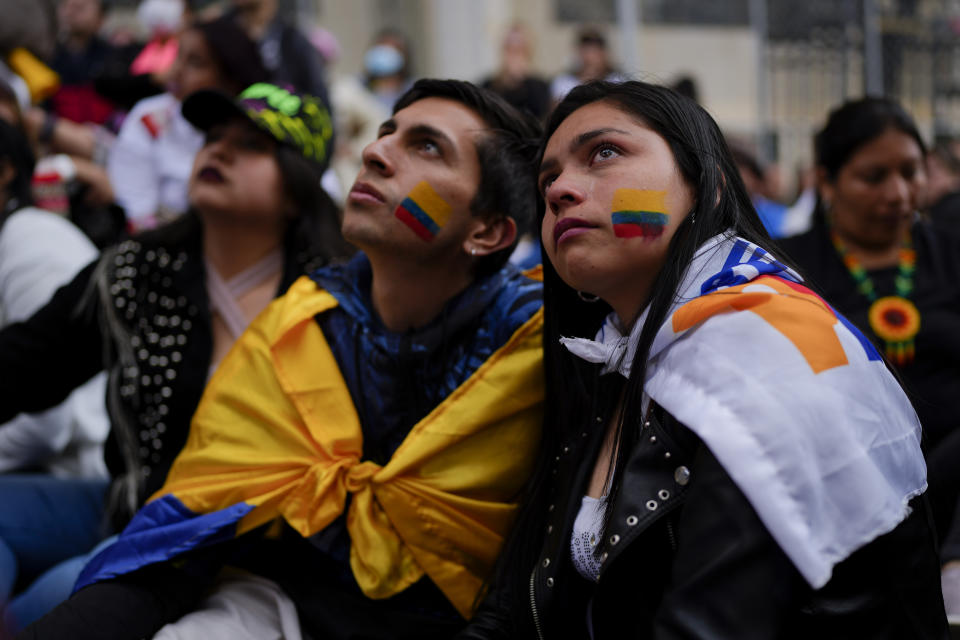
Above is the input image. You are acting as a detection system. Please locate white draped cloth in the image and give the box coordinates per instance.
[561,232,927,589]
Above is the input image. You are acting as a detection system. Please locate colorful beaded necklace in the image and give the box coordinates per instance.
[830,229,920,365]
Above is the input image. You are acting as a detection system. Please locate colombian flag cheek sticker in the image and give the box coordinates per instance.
[611,188,669,239]
[395,181,452,241]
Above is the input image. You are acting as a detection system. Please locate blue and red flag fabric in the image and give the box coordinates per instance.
[611,188,669,239]
[394,181,451,241]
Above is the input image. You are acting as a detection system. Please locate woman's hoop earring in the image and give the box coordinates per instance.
[577,291,600,303]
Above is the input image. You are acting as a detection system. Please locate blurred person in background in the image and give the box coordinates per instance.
[362,28,414,113]
[778,99,960,616]
[481,24,550,121]
[550,26,624,104]
[0,0,57,64]
[89,0,185,115]
[670,74,700,103]
[484,23,549,271]
[0,78,121,249]
[0,82,348,633]
[327,41,389,206]
[730,140,790,238]
[47,0,118,125]
[780,164,818,238]
[229,0,329,104]
[326,28,414,201]
[0,118,108,482]
[0,116,110,632]
[107,13,268,232]
[128,0,184,80]
[925,140,960,236]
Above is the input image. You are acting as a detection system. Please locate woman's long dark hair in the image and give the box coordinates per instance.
[274,144,354,270]
[486,80,787,630]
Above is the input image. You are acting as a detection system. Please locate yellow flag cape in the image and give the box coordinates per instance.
[78,276,544,618]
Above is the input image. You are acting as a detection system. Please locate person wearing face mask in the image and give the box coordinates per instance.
[229,0,330,105]
[360,29,415,113]
[0,82,350,633]
[459,81,945,639]
[107,13,268,232]
[779,97,960,620]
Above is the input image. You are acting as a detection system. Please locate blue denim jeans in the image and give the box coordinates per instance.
[4,534,118,631]
[0,474,109,626]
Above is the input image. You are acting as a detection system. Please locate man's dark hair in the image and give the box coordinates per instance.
[393,78,542,276]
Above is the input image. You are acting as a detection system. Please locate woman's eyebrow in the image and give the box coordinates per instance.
[540,128,631,177]
[570,128,630,153]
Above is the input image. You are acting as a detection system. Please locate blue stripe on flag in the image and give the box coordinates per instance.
[400,197,441,235]
[611,211,669,226]
[836,311,883,361]
[701,239,798,295]
[75,494,255,591]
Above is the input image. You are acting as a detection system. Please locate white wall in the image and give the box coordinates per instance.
[316,0,761,137]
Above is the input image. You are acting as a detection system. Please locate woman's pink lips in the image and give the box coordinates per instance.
[556,227,593,246]
[553,217,596,247]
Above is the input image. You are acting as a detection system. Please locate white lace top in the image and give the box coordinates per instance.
[570,494,607,581]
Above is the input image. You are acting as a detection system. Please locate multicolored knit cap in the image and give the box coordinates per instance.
[182,82,334,172]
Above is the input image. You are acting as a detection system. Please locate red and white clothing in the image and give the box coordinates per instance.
[107,93,203,232]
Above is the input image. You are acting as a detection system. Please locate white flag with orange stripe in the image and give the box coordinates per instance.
[562,233,926,588]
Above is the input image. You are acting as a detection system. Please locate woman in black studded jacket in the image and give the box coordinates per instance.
[459,81,946,639]
[0,85,351,630]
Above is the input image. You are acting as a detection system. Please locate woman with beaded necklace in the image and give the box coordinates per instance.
[780,100,960,518]
[780,96,960,616]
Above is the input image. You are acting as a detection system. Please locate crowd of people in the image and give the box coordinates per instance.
[0,1,958,638]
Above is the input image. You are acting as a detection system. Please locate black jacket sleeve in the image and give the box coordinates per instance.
[16,562,212,640]
[650,443,806,638]
[453,578,516,640]
[0,259,105,424]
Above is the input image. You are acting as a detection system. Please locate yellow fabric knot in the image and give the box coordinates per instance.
[157,280,545,618]
[344,460,380,493]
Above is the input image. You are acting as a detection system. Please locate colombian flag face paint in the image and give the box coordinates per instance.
[395,181,452,241]
[611,188,669,239]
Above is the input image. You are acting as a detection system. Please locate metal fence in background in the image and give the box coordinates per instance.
[558,0,960,181]
[767,0,960,173]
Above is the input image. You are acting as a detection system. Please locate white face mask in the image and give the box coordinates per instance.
[137,0,184,38]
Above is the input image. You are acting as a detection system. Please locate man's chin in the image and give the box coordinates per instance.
[340,218,379,250]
